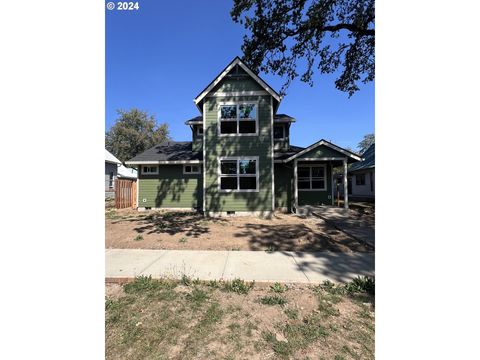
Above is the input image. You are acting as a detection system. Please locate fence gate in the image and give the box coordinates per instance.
[115,179,137,209]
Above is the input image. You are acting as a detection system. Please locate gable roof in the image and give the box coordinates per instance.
[282,139,363,163]
[125,141,202,164]
[349,143,375,172]
[193,57,281,112]
[105,149,121,164]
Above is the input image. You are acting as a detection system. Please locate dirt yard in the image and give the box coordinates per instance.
[105,276,374,360]
[105,208,372,252]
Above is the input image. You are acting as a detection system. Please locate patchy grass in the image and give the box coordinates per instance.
[259,295,288,306]
[106,277,374,360]
[270,282,288,293]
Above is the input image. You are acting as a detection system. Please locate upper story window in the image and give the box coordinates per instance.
[298,165,326,191]
[197,126,203,136]
[142,165,158,175]
[219,157,258,192]
[274,125,285,139]
[184,164,201,174]
[219,103,258,135]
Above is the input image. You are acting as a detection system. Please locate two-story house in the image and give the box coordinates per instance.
[125,57,362,215]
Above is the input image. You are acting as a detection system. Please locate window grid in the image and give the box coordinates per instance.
[219,103,258,135]
[219,157,259,192]
[298,165,327,191]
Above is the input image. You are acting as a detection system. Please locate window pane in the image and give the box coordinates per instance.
[220,161,237,175]
[220,121,237,134]
[191,166,199,173]
[298,180,310,189]
[312,180,325,189]
[239,177,256,190]
[198,126,203,134]
[239,104,256,119]
[239,160,256,174]
[220,105,237,119]
[274,125,284,139]
[298,167,310,178]
[220,177,237,190]
[239,120,256,134]
[185,166,191,173]
[311,167,324,177]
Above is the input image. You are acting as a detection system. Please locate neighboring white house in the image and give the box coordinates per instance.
[105,149,137,197]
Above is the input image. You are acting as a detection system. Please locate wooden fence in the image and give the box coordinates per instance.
[115,179,137,209]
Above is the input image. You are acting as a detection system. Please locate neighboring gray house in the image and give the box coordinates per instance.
[334,143,374,202]
[105,149,137,197]
[348,143,375,200]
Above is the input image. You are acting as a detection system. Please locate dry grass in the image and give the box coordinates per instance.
[105,209,371,252]
[105,276,374,360]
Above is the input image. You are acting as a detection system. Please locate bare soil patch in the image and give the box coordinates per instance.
[105,277,374,360]
[105,209,372,252]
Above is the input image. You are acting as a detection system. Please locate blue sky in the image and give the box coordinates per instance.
[106,0,374,150]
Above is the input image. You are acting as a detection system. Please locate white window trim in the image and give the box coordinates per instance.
[218,101,259,137]
[273,124,287,140]
[218,156,259,193]
[183,164,201,175]
[141,165,159,175]
[297,164,327,191]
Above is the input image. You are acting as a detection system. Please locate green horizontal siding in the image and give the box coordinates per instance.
[211,77,265,93]
[298,145,346,159]
[204,95,273,212]
[138,165,202,209]
[274,163,293,211]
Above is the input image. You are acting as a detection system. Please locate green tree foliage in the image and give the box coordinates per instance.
[105,109,170,162]
[358,133,374,154]
[231,0,374,96]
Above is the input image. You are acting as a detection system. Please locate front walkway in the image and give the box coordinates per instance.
[106,249,374,284]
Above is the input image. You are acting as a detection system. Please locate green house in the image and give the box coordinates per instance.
[126,57,362,215]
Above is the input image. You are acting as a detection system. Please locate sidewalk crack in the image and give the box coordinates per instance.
[139,251,169,275]
[220,251,230,280]
[290,253,310,283]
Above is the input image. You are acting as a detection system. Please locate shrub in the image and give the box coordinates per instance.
[344,276,375,295]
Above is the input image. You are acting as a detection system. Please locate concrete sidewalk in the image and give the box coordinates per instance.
[106,249,374,284]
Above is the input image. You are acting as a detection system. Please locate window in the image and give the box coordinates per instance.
[183,164,201,174]
[142,165,158,175]
[219,103,257,135]
[219,157,258,192]
[356,173,366,186]
[297,165,327,191]
[109,172,114,188]
[274,125,285,139]
[197,126,203,136]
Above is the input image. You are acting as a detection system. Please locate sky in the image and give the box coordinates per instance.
[106,0,374,151]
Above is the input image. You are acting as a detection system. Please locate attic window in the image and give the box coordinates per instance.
[219,103,257,135]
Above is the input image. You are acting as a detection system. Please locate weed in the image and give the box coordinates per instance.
[179,237,187,243]
[265,244,277,253]
[345,276,375,295]
[186,287,209,306]
[260,295,287,306]
[230,247,241,251]
[284,308,299,320]
[334,356,346,360]
[181,274,192,286]
[123,276,176,295]
[270,282,288,293]
[206,280,220,289]
[222,279,254,295]
[134,235,143,241]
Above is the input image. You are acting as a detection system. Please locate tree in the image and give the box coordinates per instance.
[357,133,374,154]
[231,0,374,96]
[105,108,170,162]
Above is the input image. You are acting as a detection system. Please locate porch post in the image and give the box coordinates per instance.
[343,157,349,209]
[294,159,298,213]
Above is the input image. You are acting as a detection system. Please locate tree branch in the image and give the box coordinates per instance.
[319,23,374,36]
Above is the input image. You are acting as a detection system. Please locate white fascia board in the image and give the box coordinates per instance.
[194,57,281,106]
[283,140,362,163]
[125,160,203,165]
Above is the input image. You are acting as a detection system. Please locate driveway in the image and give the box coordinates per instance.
[105,249,375,284]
